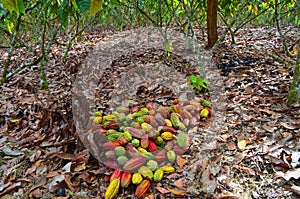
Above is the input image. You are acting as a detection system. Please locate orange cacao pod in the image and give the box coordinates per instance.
[135,179,150,199]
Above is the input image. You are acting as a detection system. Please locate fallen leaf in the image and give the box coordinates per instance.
[291,185,300,196]
[174,179,184,188]
[167,188,186,196]
[155,186,170,194]
[237,140,247,150]
[176,156,186,169]
[29,188,42,198]
[228,141,236,150]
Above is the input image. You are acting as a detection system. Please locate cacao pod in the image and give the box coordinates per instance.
[123,131,132,142]
[165,119,172,127]
[140,107,149,115]
[161,132,173,141]
[132,173,143,185]
[147,160,159,171]
[118,137,128,146]
[167,150,176,163]
[138,166,153,180]
[153,169,164,182]
[131,139,140,148]
[105,178,120,199]
[126,143,139,157]
[143,115,158,127]
[158,106,170,119]
[154,113,166,126]
[141,122,153,132]
[103,160,120,170]
[147,129,157,140]
[115,146,126,157]
[121,172,132,188]
[110,169,122,182]
[154,150,167,163]
[123,156,147,171]
[200,99,212,108]
[177,132,188,148]
[182,110,193,119]
[147,140,157,152]
[141,134,149,148]
[161,126,176,134]
[160,166,175,174]
[117,155,128,166]
[93,116,102,124]
[103,142,120,150]
[135,116,145,123]
[105,150,117,160]
[135,179,150,199]
[128,127,144,139]
[200,108,209,118]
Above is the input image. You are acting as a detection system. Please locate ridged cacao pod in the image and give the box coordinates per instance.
[103,160,120,170]
[154,149,167,163]
[141,123,153,132]
[129,127,144,139]
[161,132,173,141]
[165,119,172,127]
[121,172,132,188]
[200,99,212,108]
[200,108,209,118]
[147,160,159,171]
[123,156,147,171]
[161,126,176,134]
[131,139,140,148]
[160,166,175,174]
[135,179,150,199]
[110,169,122,182]
[105,178,120,199]
[158,106,170,119]
[140,107,149,115]
[126,143,139,157]
[138,166,153,180]
[117,155,128,166]
[115,146,126,157]
[153,169,164,182]
[132,173,143,185]
[141,134,149,148]
[147,140,157,152]
[173,145,188,155]
[123,131,132,142]
[177,132,188,148]
[105,150,117,160]
[103,142,120,150]
[118,137,128,146]
[182,110,193,119]
[167,150,176,163]
[154,113,166,126]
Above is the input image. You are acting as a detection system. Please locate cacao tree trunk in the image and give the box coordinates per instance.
[207,0,218,48]
[287,39,300,105]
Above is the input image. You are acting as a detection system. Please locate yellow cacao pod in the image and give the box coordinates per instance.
[160,166,175,174]
[132,173,143,185]
[105,178,120,199]
[161,132,173,141]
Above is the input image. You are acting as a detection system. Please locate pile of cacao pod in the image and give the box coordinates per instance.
[90,98,212,199]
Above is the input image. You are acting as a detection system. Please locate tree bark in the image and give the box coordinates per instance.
[287,40,300,105]
[207,0,218,48]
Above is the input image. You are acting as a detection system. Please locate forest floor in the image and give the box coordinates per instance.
[0,25,300,199]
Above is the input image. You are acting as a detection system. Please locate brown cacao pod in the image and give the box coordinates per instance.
[123,156,147,171]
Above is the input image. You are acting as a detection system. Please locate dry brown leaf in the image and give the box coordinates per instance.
[174,179,184,188]
[155,186,170,194]
[228,141,237,150]
[29,188,42,198]
[167,188,186,196]
[176,156,186,169]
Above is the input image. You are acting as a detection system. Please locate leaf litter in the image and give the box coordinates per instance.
[0,24,299,198]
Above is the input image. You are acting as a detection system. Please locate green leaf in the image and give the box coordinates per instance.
[16,0,24,14]
[189,75,197,83]
[10,119,19,123]
[89,0,102,16]
[76,0,90,14]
